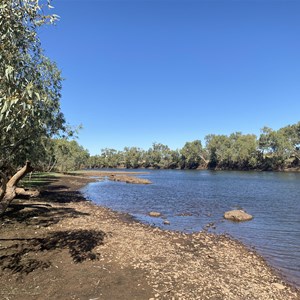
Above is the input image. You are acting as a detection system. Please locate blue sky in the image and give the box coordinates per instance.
[40,0,300,155]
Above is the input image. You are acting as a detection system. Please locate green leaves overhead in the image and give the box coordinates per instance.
[0,0,67,171]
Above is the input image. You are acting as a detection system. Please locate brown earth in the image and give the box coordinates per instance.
[0,173,299,300]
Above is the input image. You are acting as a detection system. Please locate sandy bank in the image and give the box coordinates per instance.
[0,173,299,300]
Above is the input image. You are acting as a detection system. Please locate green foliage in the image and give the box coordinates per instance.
[205,133,258,170]
[146,143,174,169]
[180,140,206,169]
[123,147,144,168]
[83,122,300,171]
[258,123,300,170]
[51,139,90,172]
[0,0,67,173]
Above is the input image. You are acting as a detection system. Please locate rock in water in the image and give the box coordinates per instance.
[149,211,162,217]
[224,210,253,222]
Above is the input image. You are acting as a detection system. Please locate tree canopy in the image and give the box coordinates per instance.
[0,0,66,172]
[0,0,68,213]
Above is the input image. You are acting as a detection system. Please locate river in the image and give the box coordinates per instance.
[81,170,300,287]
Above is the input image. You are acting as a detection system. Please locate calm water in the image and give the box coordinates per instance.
[82,170,300,287]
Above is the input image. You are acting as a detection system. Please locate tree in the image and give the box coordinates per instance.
[227,133,258,169]
[51,139,90,172]
[205,133,258,170]
[146,143,174,169]
[258,124,300,170]
[100,148,121,168]
[123,147,144,168]
[205,134,231,169]
[0,0,66,214]
[180,140,207,169]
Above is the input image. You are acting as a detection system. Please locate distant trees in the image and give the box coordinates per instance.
[50,139,89,172]
[205,133,258,170]
[123,147,143,169]
[258,123,300,170]
[180,140,207,169]
[87,122,300,171]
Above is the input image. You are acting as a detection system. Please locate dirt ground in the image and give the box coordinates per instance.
[0,173,299,300]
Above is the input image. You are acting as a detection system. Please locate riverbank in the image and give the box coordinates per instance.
[0,173,299,299]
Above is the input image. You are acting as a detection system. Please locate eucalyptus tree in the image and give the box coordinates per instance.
[227,133,258,169]
[51,139,90,172]
[146,143,174,169]
[100,148,121,168]
[0,0,67,213]
[123,147,144,168]
[205,133,258,170]
[259,123,300,170]
[278,122,300,162]
[180,140,208,169]
[205,134,231,169]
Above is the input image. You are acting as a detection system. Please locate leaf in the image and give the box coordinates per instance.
[1,101,9,114]
[5,65,14,79]
[35,92,41,101]
[6,124,12,132]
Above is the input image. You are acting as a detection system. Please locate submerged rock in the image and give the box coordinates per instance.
[109,175,151,184]
[149,211,162,217]
[224,210,253,222]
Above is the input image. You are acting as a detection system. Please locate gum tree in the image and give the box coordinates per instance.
[0,0,66,213]
[180,140,208,169]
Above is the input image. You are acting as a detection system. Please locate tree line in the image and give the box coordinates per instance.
[67,122,300,170]
[15,120,299,175]
[86,122,300,171]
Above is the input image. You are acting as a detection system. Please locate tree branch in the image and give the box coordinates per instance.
[0,161,34,215]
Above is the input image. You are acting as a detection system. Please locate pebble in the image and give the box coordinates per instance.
[272,283,285,290]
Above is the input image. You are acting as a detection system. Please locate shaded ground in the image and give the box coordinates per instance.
[0,173,299,300]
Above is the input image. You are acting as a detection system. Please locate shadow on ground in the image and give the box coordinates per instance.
[0,229,106,275]
[0,185,106,276]
[40,189,88,203]
[2,195,89,227]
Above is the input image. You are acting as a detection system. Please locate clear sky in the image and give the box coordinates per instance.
[39,0,300,155]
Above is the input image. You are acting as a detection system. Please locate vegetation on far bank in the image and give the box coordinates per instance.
[85,122,299,172]
[33,121,300,173]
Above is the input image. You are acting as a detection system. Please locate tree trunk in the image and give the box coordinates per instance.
[0,171,7,200]
[0,161,34,215]
[200,155,209,167]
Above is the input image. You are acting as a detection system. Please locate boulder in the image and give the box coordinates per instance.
[224,210,253,222]
[149,211,161,217]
